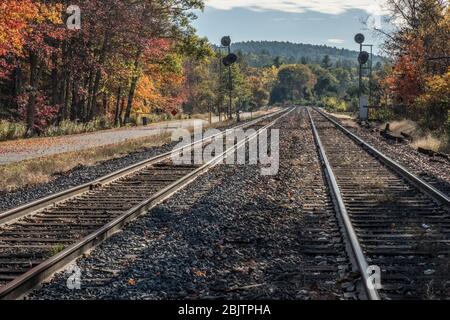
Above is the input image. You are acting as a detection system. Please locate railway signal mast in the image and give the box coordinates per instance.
[220,36,238,120]
[355,33,374,121]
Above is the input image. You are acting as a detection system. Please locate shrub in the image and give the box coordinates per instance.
[372,107,396,122]
[17,93,59,133]
[43,116,112,137]
[0,120,26,141]
[415,69,450,131]
[318,96,348,112]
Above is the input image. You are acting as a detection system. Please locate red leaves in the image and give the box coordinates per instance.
[384,38,426,105]
[0,0,201,133]
[17,93,59,132]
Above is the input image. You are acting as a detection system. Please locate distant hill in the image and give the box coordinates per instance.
[230,41,384,67]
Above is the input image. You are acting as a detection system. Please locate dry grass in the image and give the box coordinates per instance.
[377,119,449,153]
[411,135,443,153]
[324,111,359,128]
[191,113,210,121]
[378,119,417,136]
[0,132,171,192]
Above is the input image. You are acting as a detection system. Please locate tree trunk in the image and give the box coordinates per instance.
[123,74,139,124]
[114,86,122,127]
[62,74,71,121]
[51,53,59,107]
[123,52,141,125]
[85,70,94,121]
[13,65,22,97]
[119,96,126,126]
[102,92,108,115]
[12,65,22,112]
[70,79,79,121]
[88,32,109,121]
[57,41,69,120]
[25,51,39,137]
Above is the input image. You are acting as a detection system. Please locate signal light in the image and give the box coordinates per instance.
[354,33,365,44]
[221,36,231,47]
[223,53,238,67]
[358,51,370,65]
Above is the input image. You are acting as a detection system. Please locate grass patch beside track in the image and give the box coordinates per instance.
[0,132,172,193]
[0,117,253,193]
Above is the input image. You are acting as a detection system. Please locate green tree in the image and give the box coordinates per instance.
[321,55,333,69]
[273,56,282,68]
[309,65,339,96]
[270,64,316,103]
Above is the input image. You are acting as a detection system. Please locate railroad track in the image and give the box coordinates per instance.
[0,108,293,299]
[308,107,450,300]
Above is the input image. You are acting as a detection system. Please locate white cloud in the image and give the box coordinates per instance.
[327,38,345,44]
[271,17,289,21]
[205,0,388,15]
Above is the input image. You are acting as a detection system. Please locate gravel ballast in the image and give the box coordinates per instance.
[28,109,352,300]
[327,113,450,197]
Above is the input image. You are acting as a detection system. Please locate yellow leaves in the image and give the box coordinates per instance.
[0,0,62,57]
[193,269,207,277]
[133,58,187,115]
[36,3,63,25]
[426,69,450,91]
[416,68,450,105]
[0,0,37,56]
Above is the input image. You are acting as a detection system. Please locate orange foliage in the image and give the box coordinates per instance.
[383,38,426,105]
[0,0,38,56]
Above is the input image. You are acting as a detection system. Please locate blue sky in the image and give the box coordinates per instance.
[192,0,388,52]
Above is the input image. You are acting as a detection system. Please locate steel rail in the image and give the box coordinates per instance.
[313,108,450,207]
[0,108,294,300]
[0,109,287,226]
[307,108,381,301]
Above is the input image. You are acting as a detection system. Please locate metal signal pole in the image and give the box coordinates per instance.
[228,44,233,120]
[219,36,237,121]
[355,33,373,121]
[217,47,223,122]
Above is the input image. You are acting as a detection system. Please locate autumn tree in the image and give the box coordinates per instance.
[377,0,449,129]
[0,0,206,136]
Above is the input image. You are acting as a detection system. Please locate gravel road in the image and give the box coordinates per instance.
[0,116,263,212]
[0,111,270,166]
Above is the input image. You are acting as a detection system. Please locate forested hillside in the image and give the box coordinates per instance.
[231,41,385,67]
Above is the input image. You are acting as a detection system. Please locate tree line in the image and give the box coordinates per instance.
[374,0,449,133]
[0,0,447,144]
[0,0,208,136]
[231,40,385,68]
